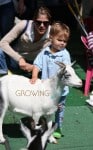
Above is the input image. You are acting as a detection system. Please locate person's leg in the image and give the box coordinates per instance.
[0,1,17,68]
[53,96,66,138]
[0,49,8,75]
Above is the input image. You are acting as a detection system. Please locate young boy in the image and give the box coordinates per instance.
[30,22,71,139]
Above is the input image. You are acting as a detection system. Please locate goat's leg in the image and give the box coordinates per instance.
[20,120,37,147]
[0,117,5,143]
[47,121,58,144]
[48,132,57,144]
[42,121,57,148]
[20,120,32,146]
[46,115,58,144]
[0,104,8,143]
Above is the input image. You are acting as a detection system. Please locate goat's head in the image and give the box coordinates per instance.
[56,61,82,87]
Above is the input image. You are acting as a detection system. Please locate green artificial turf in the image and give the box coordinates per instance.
[47,106,93,150]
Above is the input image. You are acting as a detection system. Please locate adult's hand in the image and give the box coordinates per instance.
[19,57,33,72]
[24,63,33,72]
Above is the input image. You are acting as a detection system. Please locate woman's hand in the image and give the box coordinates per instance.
[19,57,33,72]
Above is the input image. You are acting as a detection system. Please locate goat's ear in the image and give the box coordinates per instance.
[55,61,66,69]
[71,60,76,66]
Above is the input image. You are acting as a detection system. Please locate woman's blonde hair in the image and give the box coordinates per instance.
[50,22,70,40]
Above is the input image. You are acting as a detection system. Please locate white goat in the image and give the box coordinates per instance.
[0,62,82,143]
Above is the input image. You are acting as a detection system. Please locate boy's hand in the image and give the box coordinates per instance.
[30,77,38,84]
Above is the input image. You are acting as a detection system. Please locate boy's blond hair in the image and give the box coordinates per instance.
[50,22,70,41]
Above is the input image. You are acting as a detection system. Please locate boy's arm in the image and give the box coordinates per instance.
[30,48,44,84]
[30,65,40,84]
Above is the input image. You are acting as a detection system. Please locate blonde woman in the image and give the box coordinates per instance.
[0,6,51,74]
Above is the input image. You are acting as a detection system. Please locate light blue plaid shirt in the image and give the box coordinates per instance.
[34,46,71,96]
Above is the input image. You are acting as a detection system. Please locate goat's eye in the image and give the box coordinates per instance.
[64,73,71,79]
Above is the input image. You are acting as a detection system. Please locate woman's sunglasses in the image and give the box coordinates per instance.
[35,20,50,27]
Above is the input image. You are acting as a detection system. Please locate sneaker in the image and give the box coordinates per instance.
[53,128,62,139]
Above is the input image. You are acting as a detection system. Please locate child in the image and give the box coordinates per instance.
[30,22,71,139]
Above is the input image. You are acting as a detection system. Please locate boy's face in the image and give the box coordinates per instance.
[51,33,68,51]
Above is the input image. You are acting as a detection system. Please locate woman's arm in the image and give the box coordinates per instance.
[0,20,33,71]
[0,20,27,61]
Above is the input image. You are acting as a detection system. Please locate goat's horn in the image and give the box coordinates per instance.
[55,61,66,68]
[71,60,76,66]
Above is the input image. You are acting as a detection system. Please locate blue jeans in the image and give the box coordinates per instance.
[0,49,8,74]
[55,96,66,128]
[0,49,19,74]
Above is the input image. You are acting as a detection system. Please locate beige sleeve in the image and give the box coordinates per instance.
[0,20,27,62]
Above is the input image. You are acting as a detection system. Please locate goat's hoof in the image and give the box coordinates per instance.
[51,139,58,144]
[48,137,58,144]
[0,137,6,144]
[48,139,58,144]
